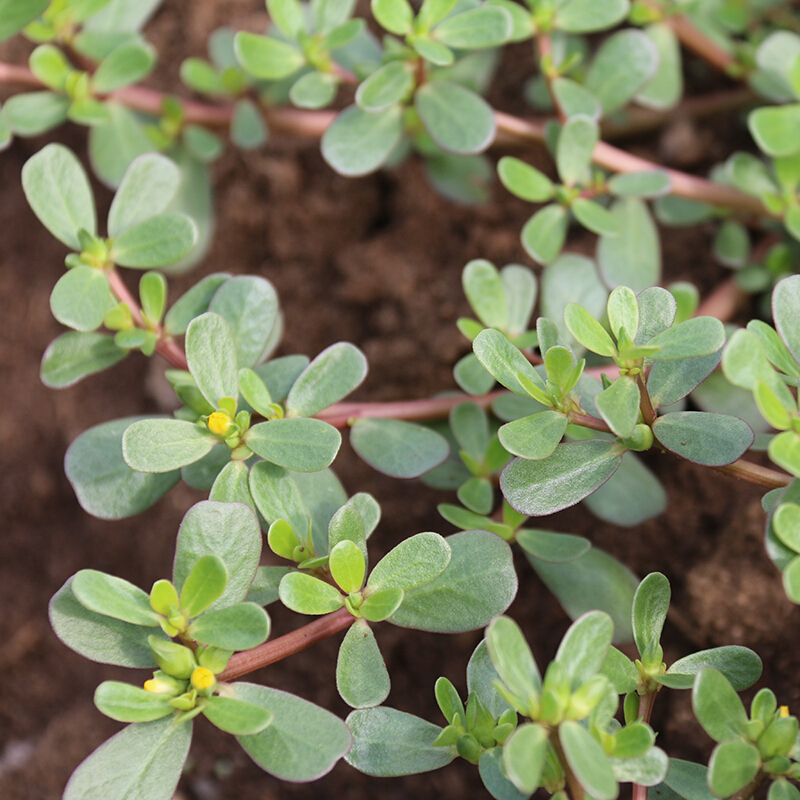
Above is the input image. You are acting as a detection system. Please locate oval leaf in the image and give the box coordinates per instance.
[350,418,448,478]
[652,412,754,466]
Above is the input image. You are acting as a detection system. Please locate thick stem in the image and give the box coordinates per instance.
[549,728,585,800]
[729,770,767,800]
[665,13,738,75]
[711,458,791,490]
[218,607,354,682]
[567,412,613,434]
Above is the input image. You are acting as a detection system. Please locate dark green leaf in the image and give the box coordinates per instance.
[707,740,761,796]
[50,265,113,332]
[110,212,196,268]
[322,105,404,176]
[662,646,762,691]
[41,331,128,389]
[72,569,158,627]
[350,418,448,478]
[560,720,617,800]
[692,668,749,743]
[189,602,270,649]
[246,418,341,472]
[521,203,568,265]
[652,412,753,467]
[516,529,591,562]
[336,618,390,708]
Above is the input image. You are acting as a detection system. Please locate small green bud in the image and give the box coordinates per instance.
[143,670,186,696]
[566,676,608,720]
[148,635,197,679]
[432,725,461,747]
[492,722,515,745]
[197,645,233,675]
[751,688,778,723]
[456,733,483,764]
[621,424,654,452]
[498,708,518,728]
[624,691,640,724]
[158,617,181,637]
[169,689,198,711]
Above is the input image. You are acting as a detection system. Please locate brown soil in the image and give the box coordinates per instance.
[2,3,799,799]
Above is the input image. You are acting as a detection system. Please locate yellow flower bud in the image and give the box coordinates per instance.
[781,705,790,718]
[191,666,216,692]
[207,411,232,436]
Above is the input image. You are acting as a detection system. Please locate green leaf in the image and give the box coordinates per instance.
[635,23,682,110]
[267,0,305,38]
[72,569,158,627]
[707,740,761,796]
[346,707,454,775]
[527,546,638,643]
[0,0,48,42]
[22,143,96,250]
[585,29,658,115]
[503,723,549,794]
[3,91,69,137]
[564,303,617,357]
[350,418,448,478]
[110,212,196,268]
[773,275,800,366]
[608,170,672,198]
[557,610,614,689]
[321,105,404,176]
[286,342,367,417]
[184,124,224,163]
[330,540,366,593]
[611,722,656,760]
[246,418,341,472]
[107,152,180,237]
[63,716,191,800]
[661,646,762,691]
[234,32,305,79]
[597,197,660,292]
[50,266,113,332]
[433,6,511,49]
[371,0,414,34]
[173,501,263,611]
[185,311,239,406]
[93,39,156,93]
[122,418,217,472]
[208,275,279,369]
[474,330,545,401]
[249,462,310,538]
[202,695,273,735]
[360,586,404,621]
[583,451,667,527]
[647,317,725,360]
[355,60,413,112]
[498,411,567,460]
[501,441,623,516]
[337,618,390,708]
[556,114,597,186]
[713,219,750,268]
[94,681,174,723]
[521,203,568,265]
[749,104,800,157]
[50,577,161,667]
[572,198,619,237]
[486,615,541,700]
[647,352,721,408]
[632,572,669,662]
[652,412,753,467]
[247,566,290,606]
[368,532,451,591]
[180,554,228,618]
[775,502,800,551]
[410,36,454,65]
[462,259,507,330]
[560,719,618,800]
[189,602,270,649]
[164,273,229,336]
[415,81,495,155]
[388,530,517,633]
[233,682,352,781]
[595,375,640,439]
[30,44,71,91]
[139,271,167,325]
[692,668,749,743]
[88,103,156,188]
[554,0,629,33]
[516,529,590,562]
[497,156,555,203]
[279,571,344,614]
[231,98,268,146]
[64,416,179,519]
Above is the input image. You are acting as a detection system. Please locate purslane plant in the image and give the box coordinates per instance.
[5,0,800,798]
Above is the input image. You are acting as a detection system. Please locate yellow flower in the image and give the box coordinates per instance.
[191,666,216,691]
[207,411,231,436]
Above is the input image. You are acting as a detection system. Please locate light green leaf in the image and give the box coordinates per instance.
[503,723,548,794]
[231,98,268,146]
[180,554,227,618]
[770,431,800,479]
[3,91,69,137]
[707,740,761,797]
[498,411,567,460]
[164,273,229,336]
[321,105,404,176]
[692,668,749,743]
[88,103,156,188]
[433,6,511,49]
[607,170,672,198]
[486,615,541,700]
[595,375,640,439]
[661,646,762,691]
[556,610,614,689]
[521,203,568,265]
[473,327,547,396]
[371,0,414,34]
[635,23,682,110]
[355,60,413,112]
[368,532,451,591]
[597,197,661,292]
[189,602,270,649]
[72,569,158,627]
[336,618,390,708]
[107,152,180,237]
[279,571,345,614]
[202,695,273,735]
[497,156,555,203]
[0,0,48,42]
[50,266,113,332]
[556,114,597,186]
[64,416,179,519]
[564,304,617,357]
[246,418,341,472]
[388,530,517,633]
[552,77,601,119]
[415,81,495,155]
[462,259,508,330]
[267,0,305,38]
[330,539,366,593]
[290,70,339,109]
[360,586,404,621]
[749,104,800,157]
[93,39,156,93]
[122,418,216,472]
[560,719,617,800]
[185,311,239,406]
[652,412,753,467]
[64,716,191,800]
[410,36,454,65]
[572,198,619,237]
[173,501,263,612]
[516,529,590,562]
[249,462,310,537]
[554,0,629,33]
[527,546,638,642]
[345,707,454,775]
[234,682,352,781]
[208,275,279,368]
[713,219,750,267]
[647,316,725,360]
[22,143,96,250]
[350,418,448,478]
[632,572,669,663]
[234,32,305,79]
[110,212,196,268]
[585,29,658,115]
[94,681,174,723]
[773,275,800,366]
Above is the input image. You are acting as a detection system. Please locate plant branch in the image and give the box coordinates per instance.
[664,12,739,76]
[729,770,767,800]
[710,458,791,489]
[631,690,659,800]
[218,607,354,682]
[549,727,584,800]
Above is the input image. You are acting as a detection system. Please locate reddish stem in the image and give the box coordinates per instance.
[665,13,739,75]
[218,607,354,682]
[711,458,791,490]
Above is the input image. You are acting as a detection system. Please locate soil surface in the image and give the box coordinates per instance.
[2,3,799,800]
